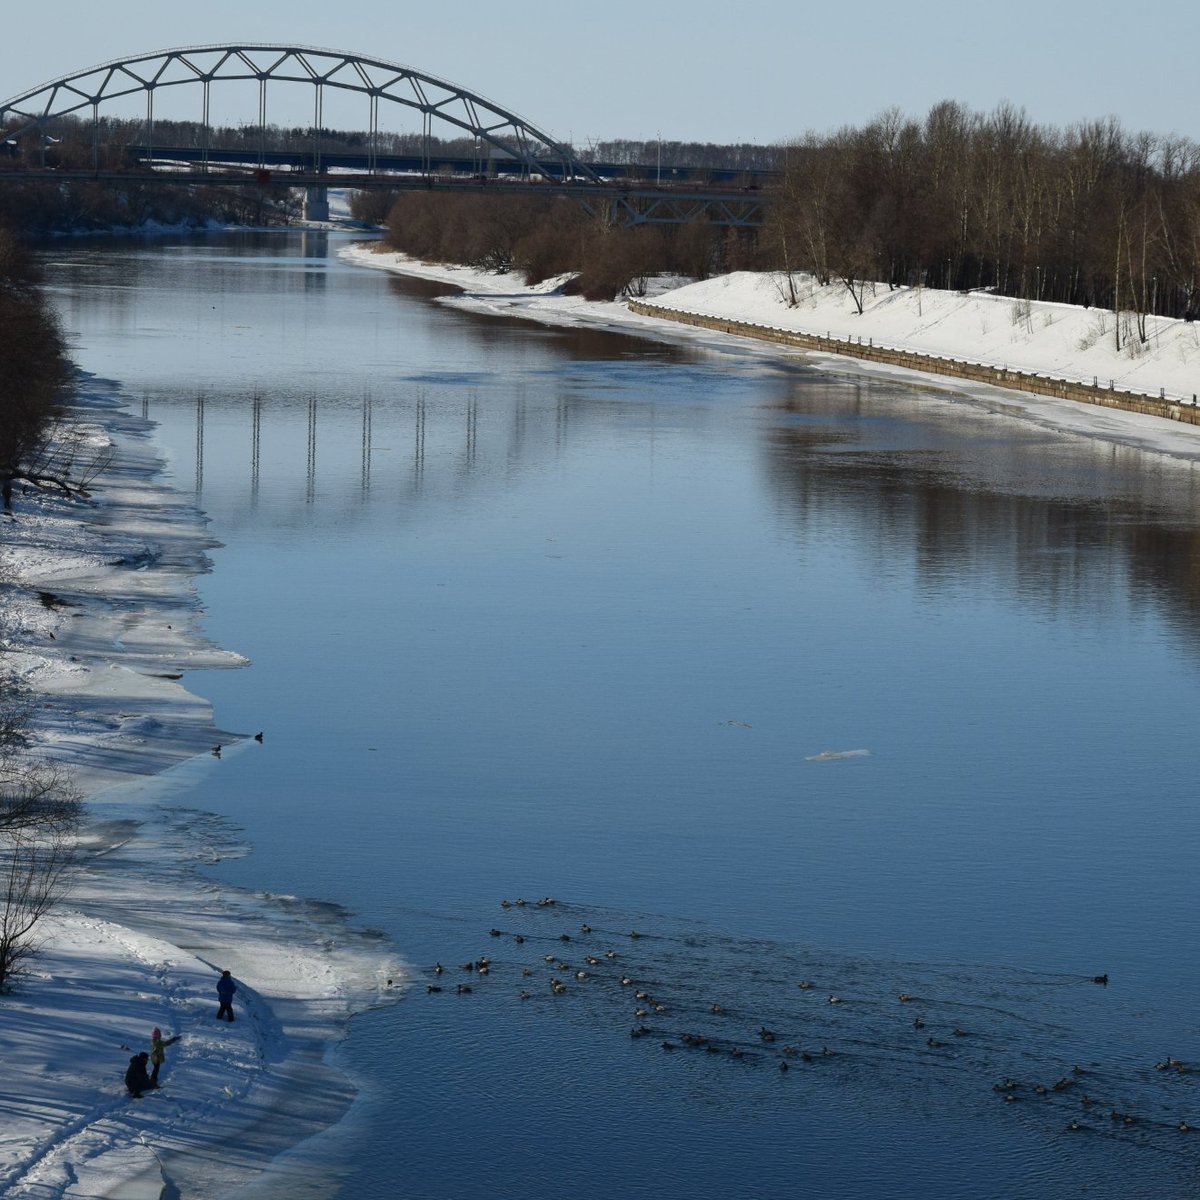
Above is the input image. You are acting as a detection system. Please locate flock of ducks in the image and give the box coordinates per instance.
[421,900,1195,1138]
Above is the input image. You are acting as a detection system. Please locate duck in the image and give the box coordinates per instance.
[620,976,634,986]
[575,970,588,980]
[500,899,512,908]
[521,968,534,978]
[782,1045,799,1057]
[926,1037,945,1048]
[1092,973,1108,985]
[897,993,912,1003]
[1067,1119,1083,1131]
[515,898,527,906]
[519,990,531,1000]
[456,984,472,994]
[211,745,221,757]
[1053,1077,1075,1091]
[477,964,490,976]
[1179,1121,1192,1133]
[827,995,842,1005]
[434,963,444,975]
[488,929,502,938]
[605,950,618,960]
[952,1028,969,1038]
[585,955,600,966]
[661,1041,676,1051]
[630,1025,651,1039]
[797,981,813,990]
[1081,1095,1097,1107]
[253,731,264,743]
[560,933,572,943]
[710,1003,725,1015]
[759,1028,776,1043]
[801,1050,814,1063]
[1003,1092,1019,1103]
[514,935,525,944]
[580,924,592,934]
[426,984,442,994]
[629,930,642,939]
[821,1046,835,1057]
[779,1061,790,1073]
[912,1017,925,1030]
[1033,1084,1048,1095]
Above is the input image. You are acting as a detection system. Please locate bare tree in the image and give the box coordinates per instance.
[0,822,76,991]
[0,686,79,991]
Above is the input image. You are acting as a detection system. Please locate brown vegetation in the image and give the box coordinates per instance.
[0,229,73,509]
[378,192,741,300]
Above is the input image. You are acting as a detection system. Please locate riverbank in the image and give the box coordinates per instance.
[1,381,401,1199]
[340,244,1200,461]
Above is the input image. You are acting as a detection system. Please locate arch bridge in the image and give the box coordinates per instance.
[0,45,765,227]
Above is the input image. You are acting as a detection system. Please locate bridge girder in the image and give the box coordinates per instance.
[0,43,602,184]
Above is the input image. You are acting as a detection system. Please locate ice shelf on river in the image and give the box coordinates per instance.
[0,379,404,1200]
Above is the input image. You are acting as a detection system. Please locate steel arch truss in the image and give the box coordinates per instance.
[0,43,601,183]
[580,190,764,229]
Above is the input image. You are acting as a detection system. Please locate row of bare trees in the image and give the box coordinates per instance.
[761,103,1200,335]
[0,229,79,510]
[373,191,739,300]
[0,230,81,991]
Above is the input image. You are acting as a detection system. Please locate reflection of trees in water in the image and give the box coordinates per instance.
[761,383,1200,650]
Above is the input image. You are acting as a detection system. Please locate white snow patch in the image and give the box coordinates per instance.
[1,380,407,1200]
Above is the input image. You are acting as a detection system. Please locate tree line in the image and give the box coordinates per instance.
[370,190,747,300]
[762,102,1200,332]
[0,234,80,991]
[374,103,1200,338]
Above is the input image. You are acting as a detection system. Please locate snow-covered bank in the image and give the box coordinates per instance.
[1,383,402,1199]
[340,244,1200,460]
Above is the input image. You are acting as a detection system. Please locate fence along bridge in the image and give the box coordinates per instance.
[0,44,765,227]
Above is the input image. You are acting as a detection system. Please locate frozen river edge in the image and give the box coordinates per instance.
[1,381,402,1200]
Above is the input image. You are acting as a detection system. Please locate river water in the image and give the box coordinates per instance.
[39,230,1200,1198]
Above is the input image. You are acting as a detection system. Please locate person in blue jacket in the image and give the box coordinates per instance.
[216,969,237,1022]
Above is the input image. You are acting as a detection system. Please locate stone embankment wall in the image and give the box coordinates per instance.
[628,301,1200,429]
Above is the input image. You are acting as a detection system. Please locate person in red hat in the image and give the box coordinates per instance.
[148,1027,180,1088]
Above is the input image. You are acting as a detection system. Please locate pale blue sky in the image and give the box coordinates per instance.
[3,0,1197,147]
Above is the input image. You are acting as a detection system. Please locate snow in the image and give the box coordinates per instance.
[1,381,404,1199]
[339,245,1200,462]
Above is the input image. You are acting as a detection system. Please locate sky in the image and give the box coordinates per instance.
[2,0,1198,148]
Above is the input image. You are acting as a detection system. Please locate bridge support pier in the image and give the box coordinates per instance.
[302,186,330,222]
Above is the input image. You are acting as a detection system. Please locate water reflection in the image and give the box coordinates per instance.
[762,378,1200,650]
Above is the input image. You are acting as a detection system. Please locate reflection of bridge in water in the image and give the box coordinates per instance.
[0,45,767,226]
[153,380,587,521]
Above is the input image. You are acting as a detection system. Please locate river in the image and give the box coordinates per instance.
[39,229,1200,1198]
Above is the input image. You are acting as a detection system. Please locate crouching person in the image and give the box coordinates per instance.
[125,1050,151,1098]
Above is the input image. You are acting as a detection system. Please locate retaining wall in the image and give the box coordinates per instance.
[627,301,1200,429]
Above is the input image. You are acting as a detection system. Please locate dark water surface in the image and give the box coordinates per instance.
[41,232,1200,1198]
